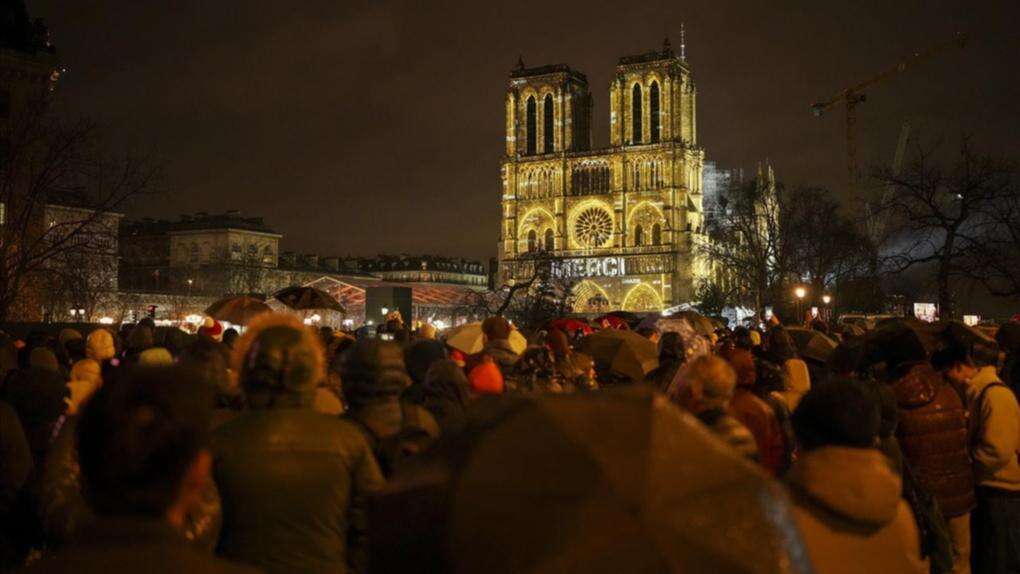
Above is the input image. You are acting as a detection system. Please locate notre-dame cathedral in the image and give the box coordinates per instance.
[498,39,710,313]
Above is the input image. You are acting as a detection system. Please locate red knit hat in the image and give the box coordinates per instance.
[468,362,504,395]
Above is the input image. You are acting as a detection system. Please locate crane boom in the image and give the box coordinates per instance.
[810,32,966,193]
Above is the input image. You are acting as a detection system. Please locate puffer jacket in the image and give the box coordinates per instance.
[891,361,975,518]
[213,410,384,573]
[787,446,927,574]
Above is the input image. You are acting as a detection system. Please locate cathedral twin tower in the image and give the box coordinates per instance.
[498,40,709,313]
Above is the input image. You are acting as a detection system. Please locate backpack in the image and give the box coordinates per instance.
[354,402,438,477]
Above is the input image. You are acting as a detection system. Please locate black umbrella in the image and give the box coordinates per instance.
[786,327,838,363]
[369,387,813,574]
[272,286,345,313]
[579,328,659,382]
[864,318,941,367]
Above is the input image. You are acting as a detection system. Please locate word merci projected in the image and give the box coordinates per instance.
[551,257,627,278]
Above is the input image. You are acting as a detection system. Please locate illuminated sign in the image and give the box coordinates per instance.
[551,257,626,278]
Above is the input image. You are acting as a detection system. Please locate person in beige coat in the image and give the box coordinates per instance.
[787,378,927,574]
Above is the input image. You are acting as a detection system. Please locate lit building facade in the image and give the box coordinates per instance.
[498,41,710,313]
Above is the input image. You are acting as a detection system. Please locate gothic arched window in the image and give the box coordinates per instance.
[652,223,662,245]
[634,224,644,246]
[631,83,643,144]
[527,229,538,252]
[543,93,554,153]
[650,81,660,143]
[544,228,554,251]
[525,96,537,155]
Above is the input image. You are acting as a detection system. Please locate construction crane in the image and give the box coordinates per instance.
[811,32,967,193]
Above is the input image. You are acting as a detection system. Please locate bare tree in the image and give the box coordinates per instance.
[872,137,1015,318]
[0,96,160,321]
[965,179,1020,298]
[461,252,577,334]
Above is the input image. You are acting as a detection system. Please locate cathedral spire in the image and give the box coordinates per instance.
[680,22,687,61]
[516,54,525,70]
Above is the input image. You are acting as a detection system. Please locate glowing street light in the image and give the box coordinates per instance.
[822,294,832,305]
[794,286,807,299]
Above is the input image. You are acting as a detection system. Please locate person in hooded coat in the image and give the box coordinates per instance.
[214,313,383,574]
[647,331,686,392]
[341,339,440,476]
[787,378,927,574]
[403,359,470,435]
[0,400,31,569]
[719,346,786,475]
[996,322,1020,397]
[480,316,519,378]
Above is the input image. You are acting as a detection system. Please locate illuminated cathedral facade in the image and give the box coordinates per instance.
[498,40,709,313]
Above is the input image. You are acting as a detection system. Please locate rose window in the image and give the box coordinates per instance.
[574,207,613,247]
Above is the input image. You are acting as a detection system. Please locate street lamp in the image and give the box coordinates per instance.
[187,278,194,297]
[822,294,832,305]
[794,287,807,323]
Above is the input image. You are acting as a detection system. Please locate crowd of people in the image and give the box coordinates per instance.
[0,310,1018,573]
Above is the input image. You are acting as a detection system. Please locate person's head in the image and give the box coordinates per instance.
[423,359,470,404]
[658,332,685,362]
[719,346,756,388]
[340,338,411,409]
[765,326,796,360]
[404,339,448,386]
[809,319,829,335]
[198,318,223,342]
[65,337,87,364]
[418,323,437,341]
[222,328,239,350]
[29,347,60,372]
[636,327,660,344]
[546,328,571,359]
[791,378,880,452]
[126,324,155,354]
[679,355,737,413]
[86,328,117,363]
[482,316,512,342]
[76,366,212,527]
[232,313,325,409]
[138,347,174,367]
[756,360,787,394]
[179,338,234,405]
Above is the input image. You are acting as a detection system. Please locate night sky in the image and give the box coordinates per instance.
[30,0,1020,263]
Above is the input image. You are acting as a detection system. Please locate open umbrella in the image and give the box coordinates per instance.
[547,318,593,336]
[579,328,659,382]
[204,295,271,325]
[369,387,812,574]
[864,318,941,367]
[785,326,838,363]
[669,310,716,337]
[444,321,527,355]
[272,286,345,313]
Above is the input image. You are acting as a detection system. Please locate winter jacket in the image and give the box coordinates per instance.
[696,407,759,461]
[213,410,384,574]
[723,347,787,474]
[965,366,1020,491]
[402,360,469,435]
[777,358,811,411]
[38,416,222,551]
[787,446,927,574]
[890,362,975,517]
[23,516,257,574]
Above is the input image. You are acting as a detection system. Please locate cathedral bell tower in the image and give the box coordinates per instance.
[609,37,696,147]
[505,60,592,157]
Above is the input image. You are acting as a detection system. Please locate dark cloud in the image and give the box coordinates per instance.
[29,0,1020,262]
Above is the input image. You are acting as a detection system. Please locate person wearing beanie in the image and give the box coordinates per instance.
[85,328,117,363]
[467,360,505,396]
[341,339,439,476]
[138,347,174,367]
[719,346,786,475]
[403,359,471,435]
[417,323,437,341]
[787,379,926,574]
[214,313,384,573]
[480,316,519,379]
[197,318,223,342]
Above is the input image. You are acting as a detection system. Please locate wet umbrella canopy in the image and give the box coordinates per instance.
[369,387,812,573]
[579,328,659,382]
[785,327,838,363]
[272,286,345,313]
[204,295,271,325]
[444,321,527,355]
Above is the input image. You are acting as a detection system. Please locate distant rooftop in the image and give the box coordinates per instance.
[122,210,278,235]
[509,62,587,83]
[618,38,682,66]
